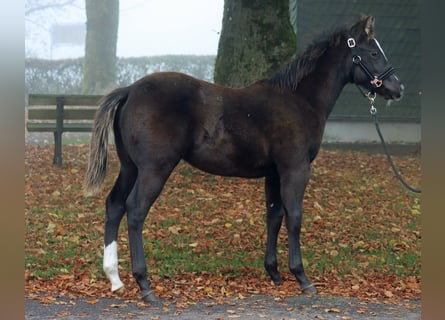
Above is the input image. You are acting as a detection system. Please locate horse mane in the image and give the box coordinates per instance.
[261,26,347,91]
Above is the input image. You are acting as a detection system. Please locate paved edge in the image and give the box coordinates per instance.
[26,294,420,320]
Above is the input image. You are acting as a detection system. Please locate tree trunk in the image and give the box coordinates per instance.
[82,0,119,94]
[214,0,296,88]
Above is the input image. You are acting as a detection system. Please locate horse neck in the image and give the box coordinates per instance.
[296,45,350,119]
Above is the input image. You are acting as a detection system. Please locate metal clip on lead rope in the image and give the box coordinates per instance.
[367,92,377,115]
[366,93,421,193]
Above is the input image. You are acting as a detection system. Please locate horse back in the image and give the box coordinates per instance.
[117,72,324,177]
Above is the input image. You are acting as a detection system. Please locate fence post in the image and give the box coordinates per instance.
[53,96,65,166]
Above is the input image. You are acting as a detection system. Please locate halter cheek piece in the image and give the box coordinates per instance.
[347,37,395,90]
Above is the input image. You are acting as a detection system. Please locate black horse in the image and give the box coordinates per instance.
[84,16,404,302]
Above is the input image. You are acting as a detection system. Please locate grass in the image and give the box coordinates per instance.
[25,145,421,301]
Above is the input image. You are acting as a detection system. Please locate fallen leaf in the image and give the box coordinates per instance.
[384,290,394,298]
[168,225,181,235]
[330,250,339,257]
[86,298,98,304]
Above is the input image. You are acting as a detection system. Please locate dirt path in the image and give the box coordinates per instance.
[26,294,420,320]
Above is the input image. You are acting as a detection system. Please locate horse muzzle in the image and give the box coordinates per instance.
[380,75,404,101]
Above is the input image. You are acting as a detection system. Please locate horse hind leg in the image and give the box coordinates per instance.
[103,165,137,293]
[125,163,178,302]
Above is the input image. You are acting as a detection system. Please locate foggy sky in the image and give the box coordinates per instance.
[25,0,224,59]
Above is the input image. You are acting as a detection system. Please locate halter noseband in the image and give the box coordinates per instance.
[347,37,395,90]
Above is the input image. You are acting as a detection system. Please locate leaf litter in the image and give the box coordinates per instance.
[25,145,421,308]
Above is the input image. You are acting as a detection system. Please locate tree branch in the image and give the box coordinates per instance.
[25,0,77,16]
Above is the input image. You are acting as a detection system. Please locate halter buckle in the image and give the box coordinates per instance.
[347,38,356,48]
[352,55,361,64]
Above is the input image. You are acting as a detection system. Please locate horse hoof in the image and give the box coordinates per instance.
[268,273,283,286]
[272,278,283,286]
[114,286,126,296]
[141,290,158,303]
[301,284,317,295]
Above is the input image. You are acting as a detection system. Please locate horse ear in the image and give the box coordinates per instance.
[351,15,375,40]
[364,16,375,39]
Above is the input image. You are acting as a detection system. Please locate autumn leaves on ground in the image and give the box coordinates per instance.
[25,145,421,307]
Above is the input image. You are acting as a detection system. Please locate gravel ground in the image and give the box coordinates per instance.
[26,294,420,320]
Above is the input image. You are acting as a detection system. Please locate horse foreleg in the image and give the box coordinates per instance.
[264,175,284,285]
[281,167,317,295]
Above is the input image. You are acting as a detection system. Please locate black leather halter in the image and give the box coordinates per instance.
[347,37,396,91]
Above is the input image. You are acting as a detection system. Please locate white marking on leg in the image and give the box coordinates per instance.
[103,241,124,291]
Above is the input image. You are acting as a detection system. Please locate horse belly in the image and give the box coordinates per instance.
[184,136,271,178]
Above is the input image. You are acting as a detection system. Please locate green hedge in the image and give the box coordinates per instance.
[25,55,216,95]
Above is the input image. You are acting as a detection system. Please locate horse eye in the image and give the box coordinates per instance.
[371,51,379,58]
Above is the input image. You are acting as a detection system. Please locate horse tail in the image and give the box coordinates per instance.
[84,87,129,195]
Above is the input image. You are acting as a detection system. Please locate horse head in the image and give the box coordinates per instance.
[348,16,404,101]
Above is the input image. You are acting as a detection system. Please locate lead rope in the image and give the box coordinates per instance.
[366,92,421,193]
